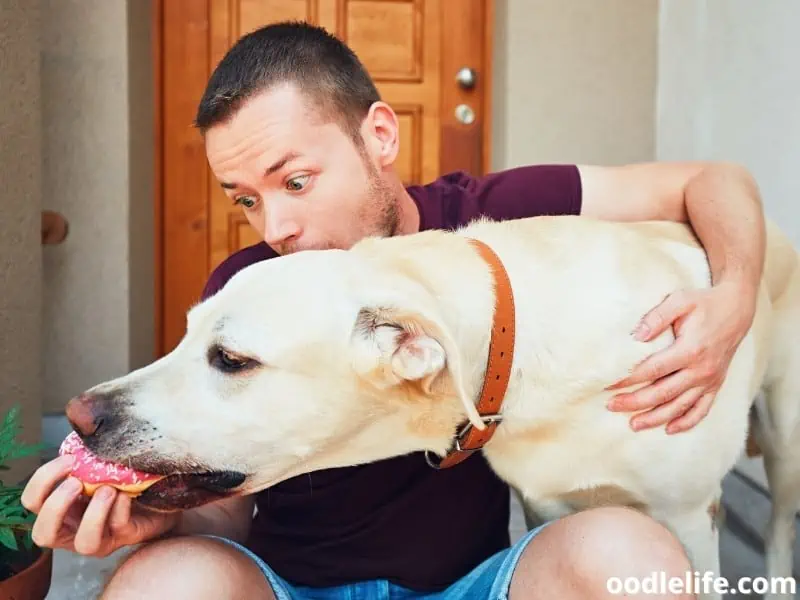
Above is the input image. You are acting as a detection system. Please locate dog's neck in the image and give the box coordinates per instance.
[351,224,643,438]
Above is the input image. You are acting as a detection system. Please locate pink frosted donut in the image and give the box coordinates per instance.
[58,431,164,497]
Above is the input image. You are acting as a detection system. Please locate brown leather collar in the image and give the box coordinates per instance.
[426,238,516,469]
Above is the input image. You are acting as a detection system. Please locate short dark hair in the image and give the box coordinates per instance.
[194,21,381,140]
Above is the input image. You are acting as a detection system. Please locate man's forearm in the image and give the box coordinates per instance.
[165,496,254,544]
[683,163,766,308]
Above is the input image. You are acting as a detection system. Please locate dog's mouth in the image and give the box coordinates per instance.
[60,431,248,512]
[117,453,249,512]
[135,470,247,512]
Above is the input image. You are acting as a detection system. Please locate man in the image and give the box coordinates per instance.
[23,21,765,600]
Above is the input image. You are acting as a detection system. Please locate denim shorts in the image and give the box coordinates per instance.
[205,522,549,600]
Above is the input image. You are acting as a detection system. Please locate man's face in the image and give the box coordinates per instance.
[204,83,400,254]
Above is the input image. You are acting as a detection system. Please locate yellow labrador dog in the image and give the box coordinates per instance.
[66,215,800,600]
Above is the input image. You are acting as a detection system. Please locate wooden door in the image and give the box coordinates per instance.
[155,0,494,355]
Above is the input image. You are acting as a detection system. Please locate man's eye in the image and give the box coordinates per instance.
[236,196,257,209]
[286,175,310,192]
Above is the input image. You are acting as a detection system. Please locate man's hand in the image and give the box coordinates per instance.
[605,279,757,434]
[577,160,765,433]
[21,455,179,558]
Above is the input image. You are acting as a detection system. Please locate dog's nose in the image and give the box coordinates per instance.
[65,392,107,437]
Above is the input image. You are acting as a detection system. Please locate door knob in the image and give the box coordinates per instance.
[455,67,477,90]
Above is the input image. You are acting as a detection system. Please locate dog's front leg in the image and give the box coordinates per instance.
[655,500,723,600]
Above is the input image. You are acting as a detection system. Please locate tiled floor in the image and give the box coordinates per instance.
[43,458,799,599]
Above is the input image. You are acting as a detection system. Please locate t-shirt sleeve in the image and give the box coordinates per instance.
[465,164,582,221]
[200,242,278,301]
[201,265,227,301]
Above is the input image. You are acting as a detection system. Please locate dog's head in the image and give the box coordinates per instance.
[67,242,490,511]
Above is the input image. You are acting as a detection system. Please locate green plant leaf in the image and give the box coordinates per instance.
[0,517,34,526]
[0,403,48,567]
[0,528,18,551]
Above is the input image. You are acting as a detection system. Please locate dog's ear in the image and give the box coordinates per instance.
[350,304,485,430]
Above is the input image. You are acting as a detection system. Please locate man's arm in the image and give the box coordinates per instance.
[167,495,255,544]
[577,161,767,433]
[578,161,766,294]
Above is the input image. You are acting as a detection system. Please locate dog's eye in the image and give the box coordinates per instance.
[209,346,258,373]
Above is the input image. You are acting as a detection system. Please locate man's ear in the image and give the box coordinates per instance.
[363,101,400,168]
[350,305,486,430]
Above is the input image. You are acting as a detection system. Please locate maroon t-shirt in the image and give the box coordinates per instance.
[201,164,582,591]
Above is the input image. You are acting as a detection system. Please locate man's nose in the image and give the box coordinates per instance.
[262,205,301,248]
[65,392,109,437]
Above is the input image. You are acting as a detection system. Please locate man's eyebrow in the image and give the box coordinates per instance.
[218,152,302,191]
[264,151,302,176]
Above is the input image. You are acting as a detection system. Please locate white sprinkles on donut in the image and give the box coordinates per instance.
[59,431,163,489]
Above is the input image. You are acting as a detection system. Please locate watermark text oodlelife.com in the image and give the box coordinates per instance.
[606,570,796,596]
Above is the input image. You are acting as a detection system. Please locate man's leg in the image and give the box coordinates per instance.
[99,536,280,600]
[508,506,694,599]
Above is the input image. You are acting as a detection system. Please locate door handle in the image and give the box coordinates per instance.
[41,210,68,245]
[455,66,477,90]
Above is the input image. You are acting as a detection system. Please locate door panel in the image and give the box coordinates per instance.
[156,0,493,355]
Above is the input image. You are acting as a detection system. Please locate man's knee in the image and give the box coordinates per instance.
[99,536,276,600]
[552,506,692,577]
[510,506,693,599]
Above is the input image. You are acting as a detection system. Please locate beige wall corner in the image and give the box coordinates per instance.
[491,0,658,169]
[0,0,44,481]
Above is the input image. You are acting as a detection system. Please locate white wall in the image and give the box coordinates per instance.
[657,0,800,247]
[40,0,154,414]
[492,0,658,169]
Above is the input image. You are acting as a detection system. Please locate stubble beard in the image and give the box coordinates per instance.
[353,133,400,242]
[361,164,400,239]
[279,156,399,255]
